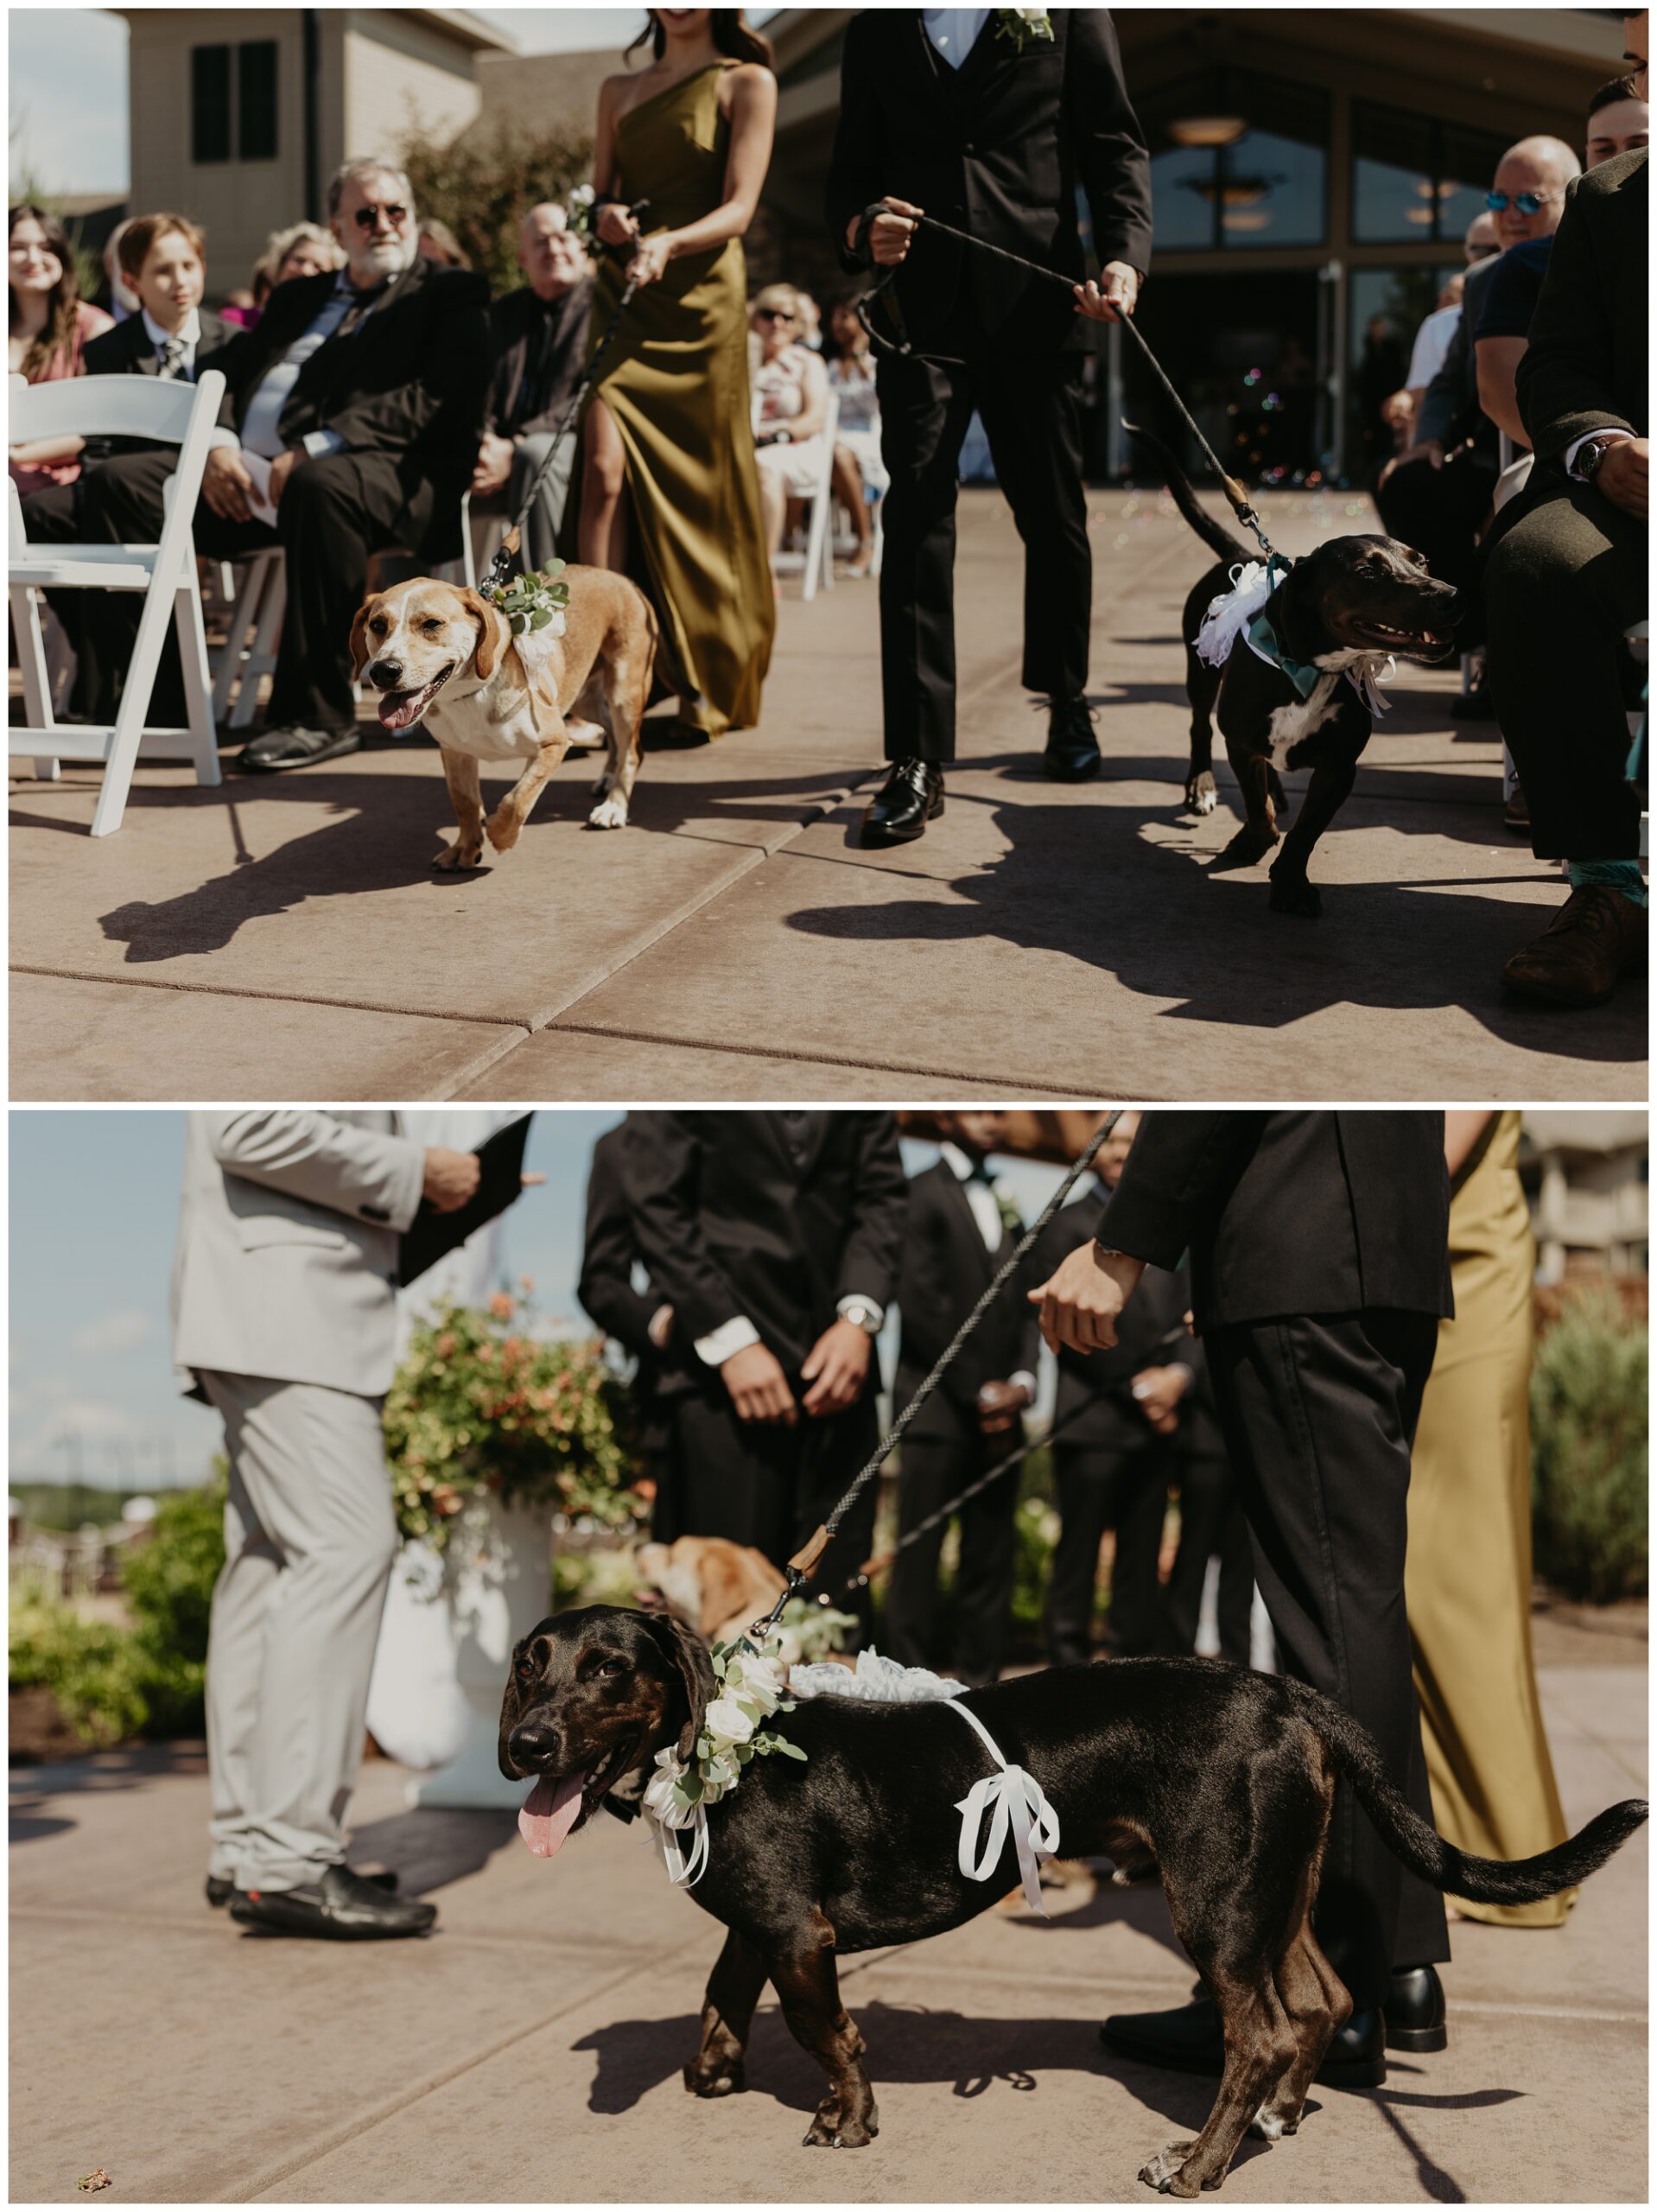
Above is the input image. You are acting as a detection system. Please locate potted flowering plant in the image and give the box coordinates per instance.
[383,1289,648,1808]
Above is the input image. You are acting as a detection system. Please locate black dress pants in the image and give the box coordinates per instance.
[663,1386,880,1638]
[1044,1438,1170,1665]
[1373,448,1496,647]
[1483,480,1645,860]
[1163,1452,1253,1664]
[873,344,1089,760]
[884,1432,1019,1686]
[23,447,422,733]
[1203,1308,1451,2009]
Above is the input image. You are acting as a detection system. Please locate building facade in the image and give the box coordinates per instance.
[1521,1113,1650,1282]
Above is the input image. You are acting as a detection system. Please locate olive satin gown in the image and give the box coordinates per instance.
[585,62,775,736]
[1406,1112,1575,1927]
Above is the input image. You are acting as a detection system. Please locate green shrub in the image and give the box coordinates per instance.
[8,1586,150,1748]
[397,116,594,299]
[1531,1284,1648,1603]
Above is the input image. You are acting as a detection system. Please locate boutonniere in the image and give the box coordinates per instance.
[996,9,1054,52]
[484,562,569,639]
[565,183,597,247]
[994,1190,1023,1240]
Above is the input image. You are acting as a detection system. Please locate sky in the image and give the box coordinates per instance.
[8,8,777,197]
[9,1113,1076,1495]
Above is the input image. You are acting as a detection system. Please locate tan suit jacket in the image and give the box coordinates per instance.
[172,1111,425,1397]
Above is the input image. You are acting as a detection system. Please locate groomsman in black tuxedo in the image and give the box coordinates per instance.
[826,8,1151,844]
[885,1113,1039,1686]
[578,1124,676,1535]
[1032,1111,1455,2088]
[619,1113,907,1623]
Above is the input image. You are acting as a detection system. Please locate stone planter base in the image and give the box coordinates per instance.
[411,1492,551,1812]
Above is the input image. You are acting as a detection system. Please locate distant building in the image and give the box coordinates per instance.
[116,7,515,296]
[1521,1113,1649,1281]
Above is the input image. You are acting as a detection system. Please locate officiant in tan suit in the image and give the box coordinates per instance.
[173,1110,479,1941]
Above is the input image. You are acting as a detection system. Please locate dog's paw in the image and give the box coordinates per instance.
[484,809,522,854]
[587,794,629,830]
[1249,2103,1287,2143]
[1184,772,1218,816]
[1268,876,1322,918]
[1140,2142,1199,2196]
[683,2058,745,2099]
[433,842,486,873]
[803,2110,875,2149]
[1211,824,1276,872]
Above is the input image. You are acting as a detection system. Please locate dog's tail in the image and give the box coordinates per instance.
[1288,1676,1647,1905]
[1123,420,1254,571]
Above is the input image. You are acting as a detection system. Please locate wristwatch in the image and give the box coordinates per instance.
[1574,437,1612,484]
[838,1296,883,1334]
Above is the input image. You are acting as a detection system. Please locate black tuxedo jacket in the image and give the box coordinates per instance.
[208,257,492,559]
[1029,1191,1219,1454]
[894,1159,1039,1446]
[580,1124,664,1360]
[826,8,1151,357]
[619,1113,907,1394]
[81,307,234,380]
[486,277,594,442]
[1098,1113,1452,1333]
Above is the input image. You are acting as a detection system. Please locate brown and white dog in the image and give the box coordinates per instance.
[349,569,657,869]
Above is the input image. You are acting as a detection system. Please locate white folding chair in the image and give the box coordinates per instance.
[769,387,840,603]
[9,369,225,836]
[212,545,286,729]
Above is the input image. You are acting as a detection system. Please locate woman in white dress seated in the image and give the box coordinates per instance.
[825,296,888,577]
[749,283,829,579]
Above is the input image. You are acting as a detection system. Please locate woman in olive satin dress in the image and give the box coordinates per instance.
[579,10,778,738]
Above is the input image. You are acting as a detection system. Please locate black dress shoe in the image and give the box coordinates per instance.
[234,723,362,773]
[1100,1996,1387,2090]
[1043,694,1101,781]
[1385,1964,1447,2052]
[207,1866,397,1909]
[860,758,943,848]
[228,1864,435,1940]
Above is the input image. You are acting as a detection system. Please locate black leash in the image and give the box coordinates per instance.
[852,206,1281,569]
[484,200,651,593]
[745,1110,1124,1643]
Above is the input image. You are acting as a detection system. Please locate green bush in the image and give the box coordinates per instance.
[9,1582,150,1749]
[1531,1285,1648,1603]
[397,116,594,299]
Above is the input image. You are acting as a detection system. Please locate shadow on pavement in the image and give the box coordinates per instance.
[10,1741,208,1846]
[348,1802,519,1896]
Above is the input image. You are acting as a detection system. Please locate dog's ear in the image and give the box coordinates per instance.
[498,1631,531,1781]
[348,595,379,680]
[459,588,505,682]
[642,1610,715,1763]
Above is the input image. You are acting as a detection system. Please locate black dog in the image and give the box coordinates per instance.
[499,1605,1645,2196]
[1132,426,1462,916]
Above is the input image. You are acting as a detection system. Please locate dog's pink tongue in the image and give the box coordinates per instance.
[378,683,435,732]
[518,1772,587,1859]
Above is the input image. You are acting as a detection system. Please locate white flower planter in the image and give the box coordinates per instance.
[409,1490,552,1811]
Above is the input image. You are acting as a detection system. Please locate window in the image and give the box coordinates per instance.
[190,39,278,164]
[1352,104,1510,245]
[1141,72,1329,252]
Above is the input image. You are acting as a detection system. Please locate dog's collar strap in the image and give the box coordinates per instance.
[949,1700,1061,1916]
[1244,607,1323,702]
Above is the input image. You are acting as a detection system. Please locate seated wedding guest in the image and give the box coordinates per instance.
[472,202,594,571]
[884,1113,1038,1688]
[226,222,346,330]
[22,156,491,770]
[417,216,472,270]
[81,213,232,384]
[1585,69,1649,168]
[794,287,822,351]
[8,205,113,497]
[750,282,829,572]
[220,287,258,327]
[1481,122,1647,1006]
[826,295,886,577]
[102,216,141,321]
[174,1109,482,1939]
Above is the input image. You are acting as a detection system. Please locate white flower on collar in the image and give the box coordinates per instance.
[996,8,1054,49]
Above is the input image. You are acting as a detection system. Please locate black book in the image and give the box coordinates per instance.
[398,1116,533,1287]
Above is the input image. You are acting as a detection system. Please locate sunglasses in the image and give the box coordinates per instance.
[1484,189,1555,215]
[352,202,409,232]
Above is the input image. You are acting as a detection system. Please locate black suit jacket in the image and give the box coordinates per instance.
[81,308,234,380]
[1416,253,1501,466]
[826,8,1151,357]
[486,277,594,442]
[1098,1113,1452,1333]
[1029,1190,1220,1455]
[579,1124,677,1421]
[208,257,492,561]
[894,1159,1040,1446]
[619,1113,907,1395]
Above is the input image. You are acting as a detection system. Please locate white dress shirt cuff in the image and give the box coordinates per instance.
[836,1294,886,1331]
[1009,1370,1037,1401]
[302,428,346,460]
[206,428,241,454]
[695,1315,761,1367]
[1565,427,1635,479]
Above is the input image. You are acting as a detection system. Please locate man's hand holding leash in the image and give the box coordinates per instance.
[1073,264,1141,323]
[848,195,924,267]
[1030,1241,1146,1354]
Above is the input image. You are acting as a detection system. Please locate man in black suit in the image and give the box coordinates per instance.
[825,9,1151,843]
[578,1124,675,1535]
[22,158,491,773]
[619,1113,907,1625]
[885,1113,1038,1686]
[1032,1112,1453,2088]
[1481,79,1647,1005]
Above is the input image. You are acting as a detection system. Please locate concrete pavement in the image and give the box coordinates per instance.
[9,1661,1647,2202]
[10,488,1646,1101]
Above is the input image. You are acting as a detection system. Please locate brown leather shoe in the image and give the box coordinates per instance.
[1502,887,1647,1007]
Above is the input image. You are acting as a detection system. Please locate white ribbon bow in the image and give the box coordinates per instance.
[949,1700,1061,1916]
[657,1804,709,1888]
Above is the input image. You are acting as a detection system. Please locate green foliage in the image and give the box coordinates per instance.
[1531,1285,1648,1603]
[9,1484,147,1533]
[384,1294,645,1551]
[397,113,594,298]
[9,1580,151,1749]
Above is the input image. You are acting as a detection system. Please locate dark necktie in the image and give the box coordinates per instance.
[156,336,187,381]
[333,279,390,341]
[774,1109,818,1167]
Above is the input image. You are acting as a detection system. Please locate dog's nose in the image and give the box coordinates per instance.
[368,657,403,689]
[509,1721,558,1765]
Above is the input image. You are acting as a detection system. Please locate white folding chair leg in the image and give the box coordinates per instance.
[12,584,62,780]
[801,474,831,606]
[870,491,885,581]
[175,580,222,788]
[229,556,286,730]
[89,552,182,838]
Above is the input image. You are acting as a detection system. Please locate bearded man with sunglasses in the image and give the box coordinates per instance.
[24,159,491,773]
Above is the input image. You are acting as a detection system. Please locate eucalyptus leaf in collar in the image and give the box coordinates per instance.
[996,8,1054,51]
[485,562,570,639]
